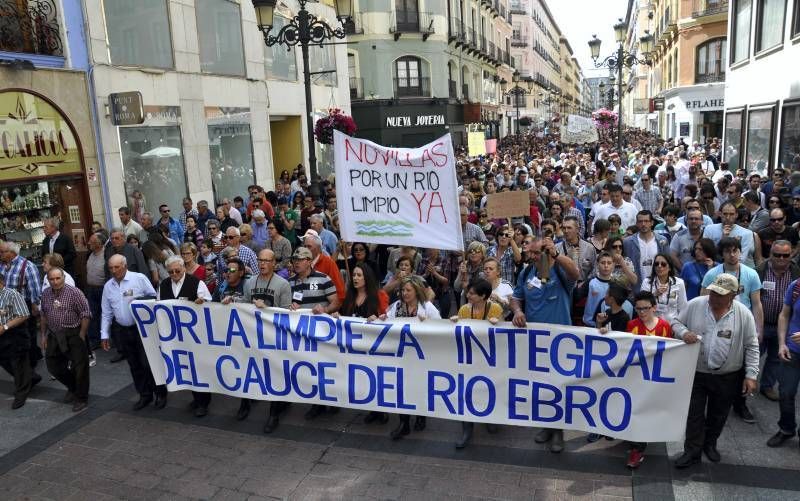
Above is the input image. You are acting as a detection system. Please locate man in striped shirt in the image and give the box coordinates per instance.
[0,240,42,376]
[0,272,32,409]
[40,267,92,412]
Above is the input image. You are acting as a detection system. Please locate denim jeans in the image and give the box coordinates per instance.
[761,324,780,390]
[777,353,800,435]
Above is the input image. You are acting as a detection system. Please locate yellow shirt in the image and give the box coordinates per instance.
[457,301,504,320]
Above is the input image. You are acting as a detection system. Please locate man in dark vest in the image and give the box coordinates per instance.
[158,255,211,416]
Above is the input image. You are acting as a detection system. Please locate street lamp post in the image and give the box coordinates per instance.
[502,72,533,134]
[588,19,653,153]
[252,0,353,199]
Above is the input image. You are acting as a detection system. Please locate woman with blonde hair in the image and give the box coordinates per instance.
[180,242,205,280]
[454,241,486,305]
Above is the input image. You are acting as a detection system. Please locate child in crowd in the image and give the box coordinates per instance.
[597,283,631,333]
[583,252,614,327]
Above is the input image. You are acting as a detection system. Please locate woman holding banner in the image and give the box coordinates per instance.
[338,263,389,425]
[385,276,441,439]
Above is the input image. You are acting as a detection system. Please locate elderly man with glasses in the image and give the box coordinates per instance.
[216,227,258,277]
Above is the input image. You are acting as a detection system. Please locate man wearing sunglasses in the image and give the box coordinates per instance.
[758,208,800,260]
[217,227,258,278]
[157,204,184,245]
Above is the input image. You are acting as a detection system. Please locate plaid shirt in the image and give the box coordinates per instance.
[462,222,488,249]
[41,285,91,329]
[762,263,793,324]
[179,208,199,228]
[658,182,674,206]
[0,255,41,305]
[487,245,517,283]
[0,286,29,325]
[634,186,663,214]
[417,252,452,295]
[565,206,586,238]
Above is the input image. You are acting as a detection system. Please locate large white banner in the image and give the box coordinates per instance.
[131,301,700,442]
[563,114,599,144]
[333,131,463,251]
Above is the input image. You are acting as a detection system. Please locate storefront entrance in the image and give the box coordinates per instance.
[0,89,93,264]
[700,111,724,142]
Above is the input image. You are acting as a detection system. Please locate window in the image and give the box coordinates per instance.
[745,108,774,176]
[723,111,743,171]
[794,0,800,37]
[309,43,337,87]
[696,38,727,83]
[208,116,255,202]
[105,0,173,68]
[120,126,188,217]
[195,0,245,76]
[732,0,752,63]
[756,0,786,51]
[779,102,800,171]
[395,56,427,97]
[395,0,420,31]
[264,15,297,81]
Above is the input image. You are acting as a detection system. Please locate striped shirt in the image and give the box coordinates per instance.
[217,245,258,276]
[761,264,793,324]
[289,271,336,309]
[0,286,30,324]
[41,285,91,329]
[0,255,41,305]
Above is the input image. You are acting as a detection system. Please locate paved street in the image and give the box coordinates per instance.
[1,350,799,500]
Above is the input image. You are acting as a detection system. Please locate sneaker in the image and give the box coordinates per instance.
[735,405,756,424]
[766,431,795,448]
[626,449,644,469]
[89,353,97,368]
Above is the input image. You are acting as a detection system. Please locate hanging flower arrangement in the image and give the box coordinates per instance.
[592,108,618,130]
[314,108,357,145]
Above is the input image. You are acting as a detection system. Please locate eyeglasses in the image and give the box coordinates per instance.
[227,268,241,273]
[469,249,483,254]
[654,261,669,268]
[257,258,274,263]
[291,257,310,262]
[773,252,791,258]
[771,217,785,222]
[207,226,218,230]
[167,269,183,275]
[225,235,236,240]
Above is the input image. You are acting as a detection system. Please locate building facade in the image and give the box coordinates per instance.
[586,77,612,111]
[346,0,516,148]
[646,0,727,143]
[83,0,350,227]
[0,0,100,269]
[723,0,800,177]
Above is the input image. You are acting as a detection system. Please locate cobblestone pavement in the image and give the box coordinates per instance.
[1,351,799,500]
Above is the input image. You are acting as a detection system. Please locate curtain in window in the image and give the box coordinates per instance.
[758,0,785,50]
[733,0,752,62]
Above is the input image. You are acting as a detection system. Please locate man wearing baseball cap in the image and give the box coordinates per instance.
[670,273,759,468]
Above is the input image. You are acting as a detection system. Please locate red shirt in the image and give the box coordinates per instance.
[626,317,672,337]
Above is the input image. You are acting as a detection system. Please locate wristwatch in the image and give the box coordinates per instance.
[2,324,8,331]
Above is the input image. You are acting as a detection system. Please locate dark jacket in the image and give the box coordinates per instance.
[41,233,76,275]
[159,273,200,301]
[104,243,148,280]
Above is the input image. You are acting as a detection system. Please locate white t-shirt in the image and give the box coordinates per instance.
[637,235,659,284]
[594,201,639,229]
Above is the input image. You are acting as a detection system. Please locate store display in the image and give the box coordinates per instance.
[0,181,59,263]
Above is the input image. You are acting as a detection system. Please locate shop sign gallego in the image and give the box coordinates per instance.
[0,90,81,181]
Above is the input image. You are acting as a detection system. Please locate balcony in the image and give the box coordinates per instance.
[349,77,363,100]
[692,0,728,19]
[448,18,467,45]
[449,80,457,98]
[479,35,487,53]
[393,76,431,98]
[390,11,434,41]
[510,0,526,14]
[343,12,363,35]
[695,72,725,84]
[0,0,64,66]
[511,33,528,47]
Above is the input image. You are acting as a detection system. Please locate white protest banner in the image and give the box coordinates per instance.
[131,300,700,443]
[334,131,463,251]
[563,114,599,144]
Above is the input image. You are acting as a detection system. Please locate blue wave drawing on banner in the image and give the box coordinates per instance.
[355,220,414,237]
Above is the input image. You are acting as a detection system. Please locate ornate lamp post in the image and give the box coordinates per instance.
[502,71,533,134]
[252,0,353,198]
[588,19,653,153]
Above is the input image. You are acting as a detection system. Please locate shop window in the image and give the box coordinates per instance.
[208,121,255,203]
[104,0,174,69]
[723,111,743,171]
[695,38,726,83]
[755,0,785,52]
[264,14,298,81]
[119,127,188,219]
[195,0,246,76]
[745,108,774,176]
[779,102,800,171]
[310,43,337,87]
[731,0,752,63]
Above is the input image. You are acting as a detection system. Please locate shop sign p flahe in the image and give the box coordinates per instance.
[0,90,82,181]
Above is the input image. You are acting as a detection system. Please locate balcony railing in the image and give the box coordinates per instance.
[695,72,725,83]
[449,80,457,98]
[466,27,477,48]
[394,77,431,98]
[0,0,63,56]
[343,12,363,34]
[511,33,528,47]
[692,0,728,19]
[479,35,487,52]
[349,77,363,100]
[510,0,526,14]
[391,11,434,39]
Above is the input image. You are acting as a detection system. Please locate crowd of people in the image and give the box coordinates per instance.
[2,129,800,472]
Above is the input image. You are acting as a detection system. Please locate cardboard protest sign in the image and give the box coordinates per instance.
[334,131,463,251]
[485,139,497,154]
[133,300,700,442]
[486,191,530,219]
[468,131,486,156]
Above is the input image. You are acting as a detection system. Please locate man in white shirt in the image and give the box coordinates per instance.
[119,207,143,237]
[593,184,639,230]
